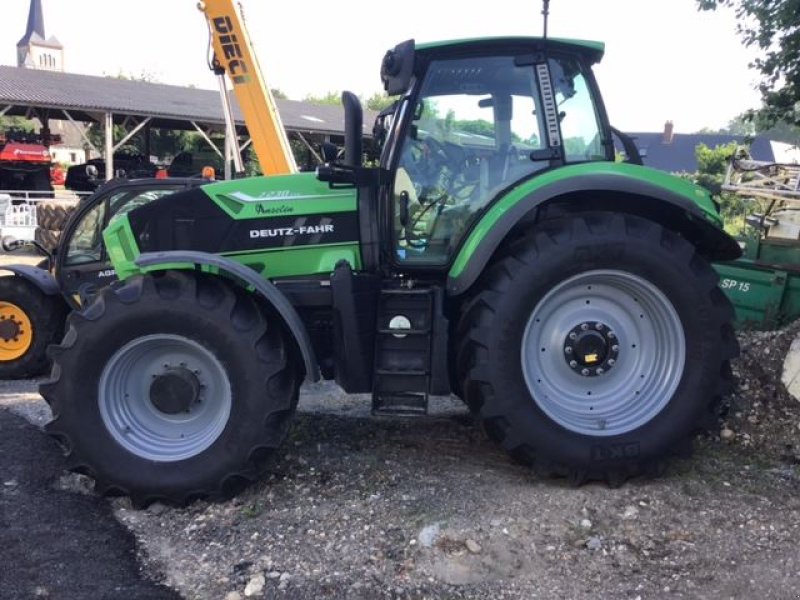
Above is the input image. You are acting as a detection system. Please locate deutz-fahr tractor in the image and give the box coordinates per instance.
[42,37,741,505]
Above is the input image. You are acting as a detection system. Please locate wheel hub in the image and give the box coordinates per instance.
[563,321,619,376]
[0,302,33,362]
[149,367,201,415]
[0,317,22,342]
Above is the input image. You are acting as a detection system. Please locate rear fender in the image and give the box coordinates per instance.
[135,251,320,382]
[447,170,742,296]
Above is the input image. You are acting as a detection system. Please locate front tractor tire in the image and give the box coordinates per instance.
[457,212,737,485]
[41,271,300,505]
[0,276,67,379]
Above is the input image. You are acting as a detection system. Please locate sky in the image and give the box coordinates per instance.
[1,0,763,134]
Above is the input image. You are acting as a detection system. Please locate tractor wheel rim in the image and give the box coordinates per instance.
[521,269,685,437]
[0,302,33,361]
[99,334,232,462]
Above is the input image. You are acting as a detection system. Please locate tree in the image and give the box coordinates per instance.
[697,0,800,128]
[84,124,193,161]
[688,142,750,233]
[364,92,396,112]
[304,91,342,106]
[306,91,398,112]
[0,116,35,135]
[695,114,756,137]
[699,110,800,145]
[751,114,800,145]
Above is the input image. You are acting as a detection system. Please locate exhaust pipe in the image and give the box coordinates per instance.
[342,91,363,168]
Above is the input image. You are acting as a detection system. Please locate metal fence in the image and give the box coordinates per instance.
[0,189,92,240]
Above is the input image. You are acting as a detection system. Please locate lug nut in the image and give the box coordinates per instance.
[608,358,616,366]
[608,331,616,339]
[611,344,619,352]
[595,323,604,330]
[580,323,589,331]
[581,368,590,376]
[565,346,573,355]
[569,360,578,368]
[596,367,604,375]
[569,332,577,341]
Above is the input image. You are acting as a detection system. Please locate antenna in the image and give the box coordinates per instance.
[542,0,550,39]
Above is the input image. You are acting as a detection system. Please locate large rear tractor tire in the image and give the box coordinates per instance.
[0,276,67,379]
[457,212,737,485]
[36,203,72,231]
[41,270,301,505]
[34,228,61,253]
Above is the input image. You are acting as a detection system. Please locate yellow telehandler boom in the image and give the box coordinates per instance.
[197,0,297,175]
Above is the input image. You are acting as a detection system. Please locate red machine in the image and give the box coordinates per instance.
[0,131,55,193]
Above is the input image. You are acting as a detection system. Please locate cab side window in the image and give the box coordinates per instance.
[64,202,107,266]
[63,187,181,267]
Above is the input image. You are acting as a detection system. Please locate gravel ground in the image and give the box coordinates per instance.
[1,322,799,599]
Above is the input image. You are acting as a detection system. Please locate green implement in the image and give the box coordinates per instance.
[714,151,800,329]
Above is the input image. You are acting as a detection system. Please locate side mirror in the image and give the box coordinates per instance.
[321,142,338,163]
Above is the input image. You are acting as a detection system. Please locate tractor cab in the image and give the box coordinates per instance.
[327,38,614,268]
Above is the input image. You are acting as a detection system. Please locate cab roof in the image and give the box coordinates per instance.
[415,37,605,64]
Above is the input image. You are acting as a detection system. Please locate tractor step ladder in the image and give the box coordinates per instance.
[371,287,434,416]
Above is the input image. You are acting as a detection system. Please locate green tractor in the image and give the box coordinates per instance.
[41,37,740,504]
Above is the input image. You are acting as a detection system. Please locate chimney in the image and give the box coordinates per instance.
[663,120,675,144]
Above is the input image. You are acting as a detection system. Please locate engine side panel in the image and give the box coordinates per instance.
[104,174,362,280]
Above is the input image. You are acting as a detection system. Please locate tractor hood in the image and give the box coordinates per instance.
[104,173,360,281]
[202,173,357,219]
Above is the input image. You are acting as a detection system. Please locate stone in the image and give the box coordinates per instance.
[782,334,800,401]
[244,574,265,597]
[465,539,482,554]
[622,505,639,520]
[418,523,441,548]
[224,593,243,600]
[720,428,735,441]
[586,536,602,551]
[580,518,592,529]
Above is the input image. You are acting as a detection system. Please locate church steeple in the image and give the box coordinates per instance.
[17,0,63,71]
[17,0,46,47]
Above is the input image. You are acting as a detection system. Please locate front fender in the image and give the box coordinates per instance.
[447,163,741,295]
[135,251,320,382]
